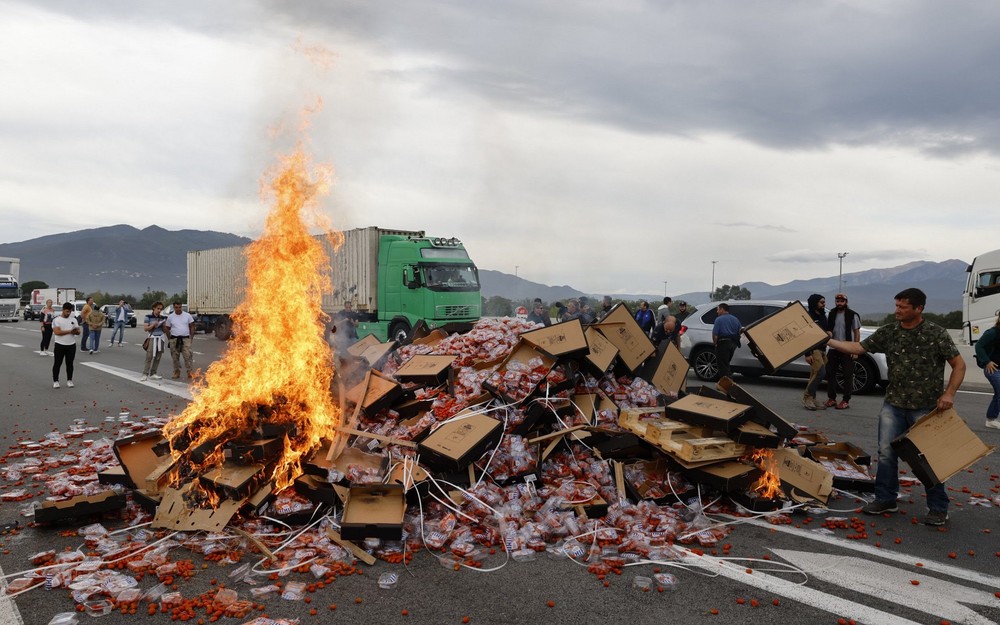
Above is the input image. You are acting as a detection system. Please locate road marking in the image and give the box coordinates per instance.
[1,343,22,348]
[733,516,1000,588]
[80,362,193,400]
[0,564,25,625]
[773,549,1000,625]
[688,554,928,625]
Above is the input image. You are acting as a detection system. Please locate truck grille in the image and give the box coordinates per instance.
[437,304,477,318]
[0,303,15,314]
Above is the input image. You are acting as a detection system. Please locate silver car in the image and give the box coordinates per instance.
[679,300,888,395]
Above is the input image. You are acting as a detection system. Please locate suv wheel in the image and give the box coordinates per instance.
[691,346,721,382]
[837,357,878,395]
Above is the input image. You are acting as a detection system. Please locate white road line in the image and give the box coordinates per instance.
[1,343,23,348]
[0,565,25,625]
[80,362,193,400]
[733,516,1000,588]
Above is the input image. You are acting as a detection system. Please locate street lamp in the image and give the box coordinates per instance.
[837,252,848,293]
[515,265,519,278]
[663,281,668,297]
[711,261,718,300]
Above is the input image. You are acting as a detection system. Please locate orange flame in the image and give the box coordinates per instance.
[162,145,342,491]
[750,448,782,500]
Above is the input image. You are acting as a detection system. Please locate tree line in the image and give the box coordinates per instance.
[19,280,186,309]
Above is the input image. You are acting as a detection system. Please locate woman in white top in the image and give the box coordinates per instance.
[51,302,81,389]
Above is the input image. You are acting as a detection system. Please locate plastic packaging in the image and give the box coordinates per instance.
[377,571,399,589]
[280,580,306,601]
[653,572,679,591]
[633,575,653,591]
[215,588,238,605]
[83,599,113,616]
[47,613,79,625]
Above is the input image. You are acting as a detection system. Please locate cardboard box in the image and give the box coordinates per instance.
[716,377,798,439]
[34,491,127,524]
[583,326,618,374]
[200,462,270,500]
[639,341,690,396]
[346,333,381,358]
[520,318,590,360]
[225,438,283,465]
[393,354,457,386]
[593,303,656,372]
[622,458,695,504]
[113,431,169,489]
[97,465,130,487]
[790,431,830,446]
[482,339,556,404]
[664,394,754,434]
[681,460,762,493]
[890,408,994,488]
[346,369,404,417]
[770,448,833,504]
[302,444,387,484]
[410,327,449,348]
[732,421,782,449]
[418,412,504,473]
[742,301,829,373]
[806,447,874,492]
[340,484,406,541]
[807,441,872,468]
[153,485,243,532]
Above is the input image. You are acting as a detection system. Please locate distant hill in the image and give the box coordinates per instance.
[0,225,250,297]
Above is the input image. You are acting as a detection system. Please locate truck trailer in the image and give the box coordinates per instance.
[29,288,77,306]
[188,226,481,342]
[0,257,21,322]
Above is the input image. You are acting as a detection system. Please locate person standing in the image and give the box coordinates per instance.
[597,296,614,321]
[657,297,673,324]
[712,303,742,380]
[165,301,196,379]
[140,302,169,381]
[86,303,106,354]
[974,311,1000,430]
[51,302,80,389]
[827,288,965,526]
[634,301,655,336]
[526,299,551,326]
[108,299,131,347]
[39,299,55,356]
[578,298,596,324]
[79,296,94,350]
[674,300,691,324]
[824,293,861,409]
[561,299,581,322]
[802,294,829,411]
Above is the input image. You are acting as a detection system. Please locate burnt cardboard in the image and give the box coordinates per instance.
[770,448,833,504]
[153,486,243,532]
[681,461,762,494]
[113,431,168,489]
[340,484,406,541]
[805,448,875,493]
[594,303,656,372]
[890,408,994,488]
[394,354,457,386]
[732,421,783,449]
[807,441,872,468]
[144,457,179,495]
[520,318,590,360]
[742,301,830,374]
[294,474,342,506]
[34,491,127,524]
[583,326,618,374]
[225,438,283,465]
[638,341,690,397]
[418,412,504,473]
[199,462,268,500]
[716,377,798,439]
[482,339,557,405]
[664,394,754,434]
[97,465,130,487]
[729,490,784,512]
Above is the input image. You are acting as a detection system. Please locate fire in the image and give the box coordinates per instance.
[750,448,783,500]
[162,145,342,492]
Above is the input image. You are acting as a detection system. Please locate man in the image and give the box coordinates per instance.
[561,299,581,322]
[658,297,673,324]
[108,299,131,347]
[164,301,196,380]
[334,301,360,340]
[140,302,168,382]
[825,293,861,409]
[85,302,106,354]
[674,301,690,324]
[651,314,679,353]
[526,299,551,326]
[827,288,965,526]
[578,298,596,324]
[802,294,829,411]
[634,301,655,336]
[597,296,614,321]
[712,303,742,380]
[52,302,81,389]
[79,296,94,350]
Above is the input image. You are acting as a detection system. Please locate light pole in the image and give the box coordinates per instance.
[711,261,718,300]
[515,265,519,278]
[663,281,668,297]
[837,252,848,293]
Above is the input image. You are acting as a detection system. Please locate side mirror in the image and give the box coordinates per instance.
[403,267,420,289]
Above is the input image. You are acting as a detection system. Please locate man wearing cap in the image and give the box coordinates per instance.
[824,293,860,409]
[674,301,690,324]
[526,299,551,326]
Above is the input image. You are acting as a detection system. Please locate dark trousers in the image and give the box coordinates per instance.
[826,350,855,401]
[53,343,76,382]
[40,325,53,351]
[80,323,90,349]
[716,338,737,380]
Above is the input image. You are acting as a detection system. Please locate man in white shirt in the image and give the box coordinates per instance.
[51,302,81,389]
[165,301,196,380]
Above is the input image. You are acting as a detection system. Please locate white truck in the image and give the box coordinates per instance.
[28,288,77,306]
[0,257,21,322]
[963,248,1000,345]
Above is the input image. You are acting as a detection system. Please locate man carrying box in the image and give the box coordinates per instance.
[826,287,965,526]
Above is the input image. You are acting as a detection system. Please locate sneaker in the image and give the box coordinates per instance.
[803,398,817,411]
[140,375,148,382]
[835,400,849,410]
[118,343,122,346]
[53,381,60,389]
[861,500,898,515]
[986,420,1000,430]
[89,350,94,354]
[924,510,949,526]
[824,399,837,408]
[92,350,100,354]
[39,351,46,357]
[67,381,74,388]
[151,374,162,380]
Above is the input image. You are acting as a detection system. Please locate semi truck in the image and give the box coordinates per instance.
[0,257,21,323]
[963,248,1000,345]
[28,288,77,306]
[188,226,482,342]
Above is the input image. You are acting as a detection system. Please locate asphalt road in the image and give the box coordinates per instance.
[0,320,998,625]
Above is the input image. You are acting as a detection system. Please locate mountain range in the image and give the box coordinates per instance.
[0,226,968,315]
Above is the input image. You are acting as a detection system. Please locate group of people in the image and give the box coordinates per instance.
[47,298,197,388]
[800,292,863,411]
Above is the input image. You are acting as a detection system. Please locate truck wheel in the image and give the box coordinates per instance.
[214,317,233,341]
[389,321,411,343]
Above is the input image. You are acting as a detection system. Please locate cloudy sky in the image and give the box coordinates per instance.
[3,1,999,297]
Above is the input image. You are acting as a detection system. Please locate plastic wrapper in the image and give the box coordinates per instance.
[377,571,399,589]
[47,613,79,625]
[281,580,306,601]
[653,572,679,590]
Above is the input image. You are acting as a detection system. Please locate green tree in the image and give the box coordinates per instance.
[20,280,48,293]
[139,291,169,309]
[483,295,513,317]
[711,284,751,301]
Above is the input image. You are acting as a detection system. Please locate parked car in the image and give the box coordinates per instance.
[23,303,44,321]
[99,304,137,328]
[679,300,888,395]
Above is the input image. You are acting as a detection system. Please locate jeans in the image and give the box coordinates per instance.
[716,338,737,380]
[826,350,854,401]
[88,329,102,351]
[985,367,1000,421]
[109,321,126,345]
[804,349,827,399]
[875,401,949,511]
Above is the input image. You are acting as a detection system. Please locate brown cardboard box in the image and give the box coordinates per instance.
[583,326,618,374]
[346,333,381,358]
[34,491,127,524]
[732,421,782,448]
[890,408,994,488]
[807,441,872,468]
[805,447,874,492]
[520,318,590,360]
[717,377,798,439]
[664,394,754,434]
[394,354,457,386]
[340,484,406,541]
[593,303,655,372]
[770,448,833,504]
[742,301,829,373]
[346,369,404,416]
[482,339,556,404]
[113,431,168,489]
[639,341,690,396]
[681,460,762,493]
[418,412,504,473]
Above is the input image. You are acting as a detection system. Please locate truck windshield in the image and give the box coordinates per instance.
[0,284,19,299]
[421,264,479,292]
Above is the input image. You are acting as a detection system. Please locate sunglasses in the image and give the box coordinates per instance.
[835,298,846,302]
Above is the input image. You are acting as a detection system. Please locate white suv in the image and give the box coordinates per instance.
[679,300,888,395]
